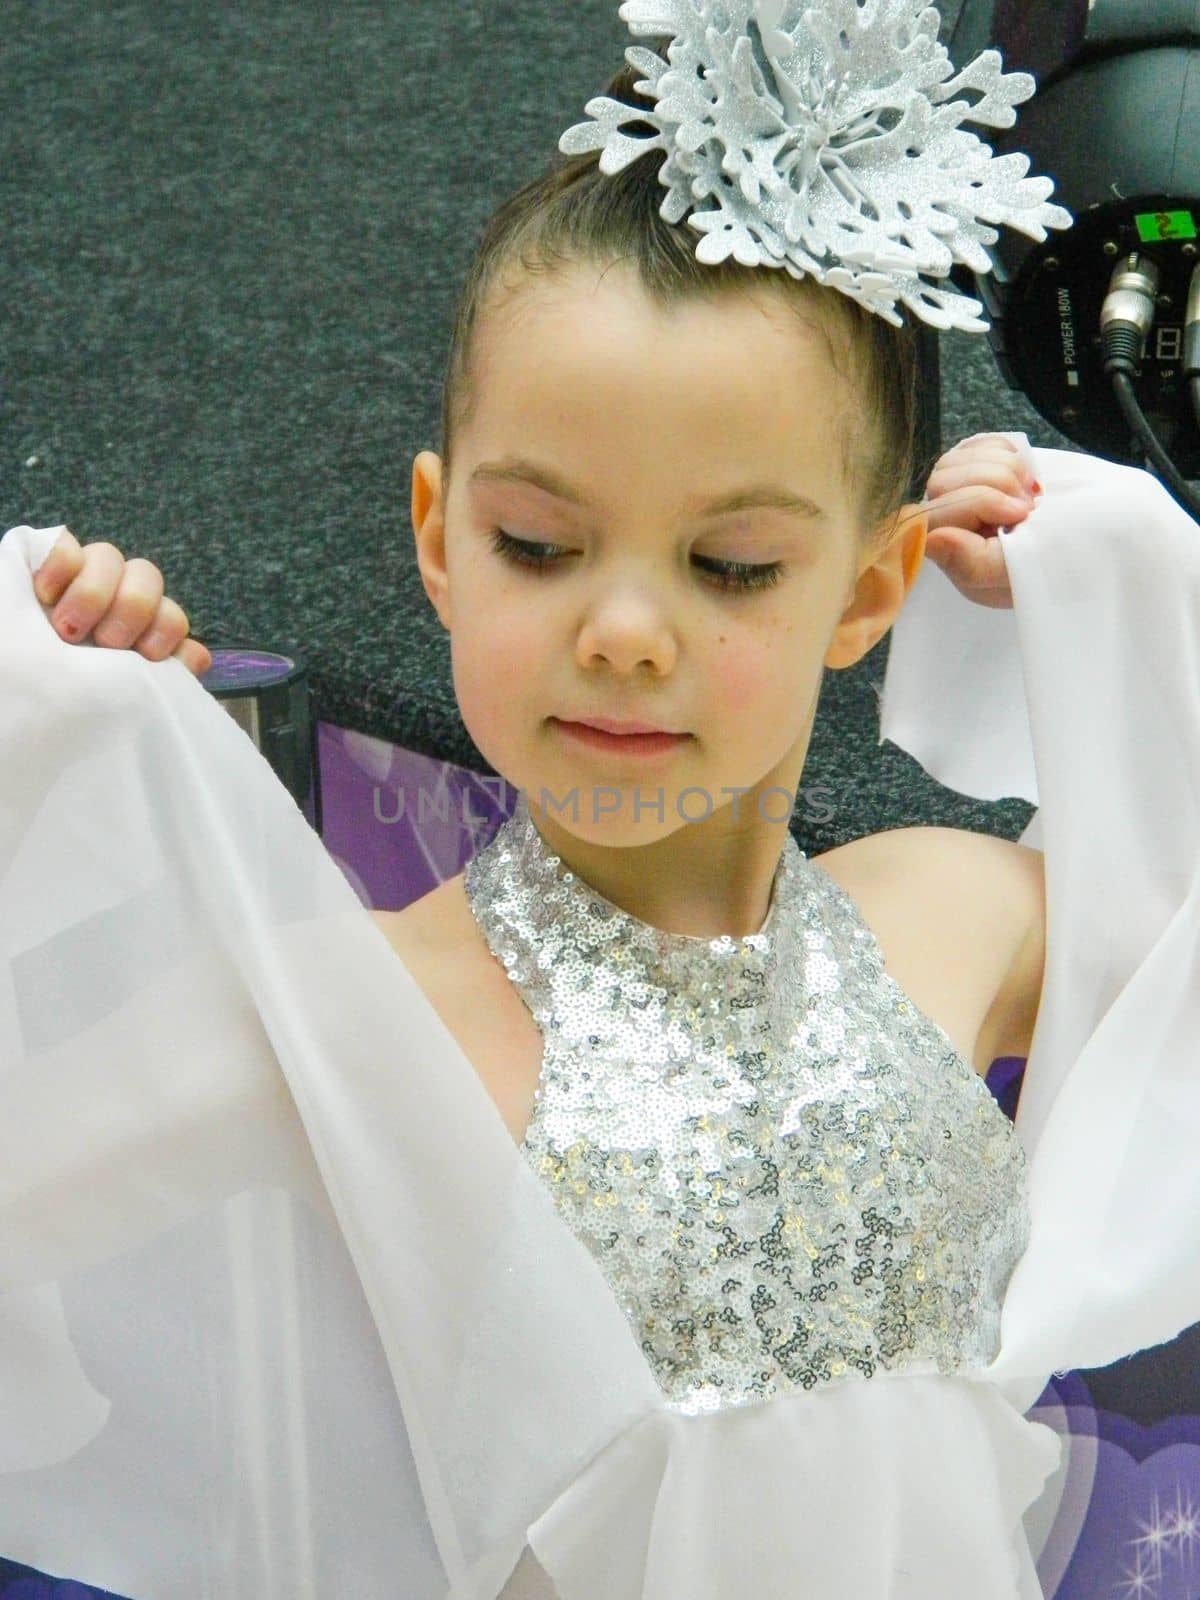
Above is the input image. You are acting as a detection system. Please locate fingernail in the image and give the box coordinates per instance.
[143,628,168,654]
[55,611,83,640]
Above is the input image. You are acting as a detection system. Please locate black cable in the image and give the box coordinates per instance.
[1106,367,1200,520]
[1101,255,1200,522]
[1188,261,1200,442]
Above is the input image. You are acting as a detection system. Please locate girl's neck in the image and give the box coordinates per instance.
[523,793,795,941]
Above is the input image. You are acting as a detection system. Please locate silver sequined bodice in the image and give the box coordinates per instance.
[463,794,1030,1417]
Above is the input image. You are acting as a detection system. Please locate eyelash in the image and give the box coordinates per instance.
[488,529,785,593]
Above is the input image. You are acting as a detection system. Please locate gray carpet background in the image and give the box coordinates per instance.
[3,0,1082,852]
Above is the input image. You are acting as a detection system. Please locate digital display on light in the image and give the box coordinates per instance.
[1134,210,1197,244]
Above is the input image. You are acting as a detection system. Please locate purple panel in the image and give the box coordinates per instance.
[314,721,518,910]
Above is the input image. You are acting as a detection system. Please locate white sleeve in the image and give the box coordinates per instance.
[882,444,1200,1411]
[0,521,657,1598]
[880,432,1042,837]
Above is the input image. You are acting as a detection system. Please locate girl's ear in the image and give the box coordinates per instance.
[411,450,444,535]
[824,504,929,671]
[411,451,451,630]
[897,503,929,592]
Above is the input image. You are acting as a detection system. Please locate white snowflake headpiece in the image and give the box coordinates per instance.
[558,0,1075,332]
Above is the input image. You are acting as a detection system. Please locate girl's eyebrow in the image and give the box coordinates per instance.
[470,455,828,521]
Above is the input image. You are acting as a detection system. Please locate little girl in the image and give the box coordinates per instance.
[4,19,1200,1600]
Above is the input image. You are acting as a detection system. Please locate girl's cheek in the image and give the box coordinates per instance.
[450,637,500,727]
[710,640,770,718]
[452,665,515,775]
[453,609,539,731]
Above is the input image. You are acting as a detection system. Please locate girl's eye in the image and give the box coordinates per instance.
[490,530,568,572]
[488,529,784,593]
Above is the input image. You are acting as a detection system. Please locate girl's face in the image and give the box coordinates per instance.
[412,260,925,857]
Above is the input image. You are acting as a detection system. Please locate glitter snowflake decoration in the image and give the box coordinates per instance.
[558,0,1075,331]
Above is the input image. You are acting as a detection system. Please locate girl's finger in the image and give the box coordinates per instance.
[92,559,167,648]
[930,445,1027,476]
[33,528,84,605]
[48,543,127,641]
[927,455,1037,502]
[925,528,1013,598]
[135,595,192,660]
[942,434,1021,459]
[925,484,1034,533]
[171,637,214,678]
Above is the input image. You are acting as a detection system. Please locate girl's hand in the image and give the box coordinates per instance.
[921,435,1043,610]
[32,528,213,677]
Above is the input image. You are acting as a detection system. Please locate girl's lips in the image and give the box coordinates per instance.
[553,719,692,758]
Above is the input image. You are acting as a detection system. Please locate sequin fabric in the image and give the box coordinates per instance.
[463,793,1031,1417]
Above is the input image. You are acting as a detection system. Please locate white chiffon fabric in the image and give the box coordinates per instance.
[1,432,1198,1599]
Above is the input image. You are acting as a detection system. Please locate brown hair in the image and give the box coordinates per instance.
[438,47,923,556]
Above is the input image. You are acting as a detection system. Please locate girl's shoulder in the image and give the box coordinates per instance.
[370,881,549,1146]
[814,826,1046,1074]
[369,879,521,1029]
[369,882,466,986]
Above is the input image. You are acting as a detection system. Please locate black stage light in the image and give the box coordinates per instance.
[945,0,1200,516]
